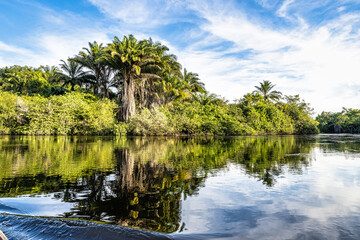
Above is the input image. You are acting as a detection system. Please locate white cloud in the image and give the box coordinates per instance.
[88,0,189,26]
[255,0,281,9]
[33,31,111,66]
[0,31,112,67]
[277,0,295,18]
[0,41,32,55]
[338,6,346,12]
[0,4,114,67]
[173,0,360,112]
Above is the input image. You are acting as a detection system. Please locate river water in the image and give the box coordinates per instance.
[0,135,359,239]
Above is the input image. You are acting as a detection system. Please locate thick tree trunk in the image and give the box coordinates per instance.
[139,86,146,108]
[120,75,136,121]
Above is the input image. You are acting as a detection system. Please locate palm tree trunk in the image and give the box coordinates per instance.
[120,75,136,121]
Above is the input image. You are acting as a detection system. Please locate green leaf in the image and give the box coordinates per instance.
[134,65,141,75]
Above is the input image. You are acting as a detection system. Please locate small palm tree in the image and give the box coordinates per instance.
[56,59,94,91]
[254,80,282,102]
[192,92,223,105]
[39,65,60,83]
[161,73,190,106]
[183,68,205,93]
[75,41,113,97]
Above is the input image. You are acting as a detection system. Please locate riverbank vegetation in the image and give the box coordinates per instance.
[316,108,360,133]
[0,35,319,136]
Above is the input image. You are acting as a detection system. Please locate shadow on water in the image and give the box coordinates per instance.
[3,134,359,238]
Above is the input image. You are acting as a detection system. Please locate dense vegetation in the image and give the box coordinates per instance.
[316,108,360,133]
[0,35,319,135]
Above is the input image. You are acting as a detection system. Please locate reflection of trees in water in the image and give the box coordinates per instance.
[316,135,360,155]
[228,136,315,186]
[0,136,317,232]
[67,147,205,232]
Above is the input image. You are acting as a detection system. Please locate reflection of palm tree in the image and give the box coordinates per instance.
[254,80,282,102]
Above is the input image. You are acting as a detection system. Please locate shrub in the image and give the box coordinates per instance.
[0,91,120,135]
[128,108,174,136]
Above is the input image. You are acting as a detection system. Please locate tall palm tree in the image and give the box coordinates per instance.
[254,80,282,102]
[56,59,94,91]
[182,68,205,93]
[102,35,162,121]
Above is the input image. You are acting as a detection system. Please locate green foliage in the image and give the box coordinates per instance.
[282,95,319,134]
[0,89,318,136]
[0,91,18,134]
[113,122,128,136]
[0,91,120,135]
[316,108,360,133]
[128,108,174,135]
[237,93,294,134]
[167,100,255,135]
[0,66,51,95]
[56,59,94,91]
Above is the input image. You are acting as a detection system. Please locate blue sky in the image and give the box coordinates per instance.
[1,0,360,112]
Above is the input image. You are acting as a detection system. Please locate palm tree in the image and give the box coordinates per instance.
[102,35,163,121]
[138,39,182,109]
[39,65,60,83]
[56,59,94,91]
[192,92,226,106]
[75,41,113,97]
[254,80,282,102]
[182,68,205,93]
[161,73,190,106]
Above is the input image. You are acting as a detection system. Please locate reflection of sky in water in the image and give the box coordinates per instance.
[176,147,360,239]
[0,194,74,217]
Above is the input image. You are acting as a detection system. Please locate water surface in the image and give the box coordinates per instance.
[0,135,360,239]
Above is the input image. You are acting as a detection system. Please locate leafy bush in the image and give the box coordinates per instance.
[316,108,360,133]
[0,91,120,135]
[128,108,174,136]
[237,93,294,134]
[282,95,319,134]
[0,66,50,96]
[0,91,18,134]
[168,101,255,135]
